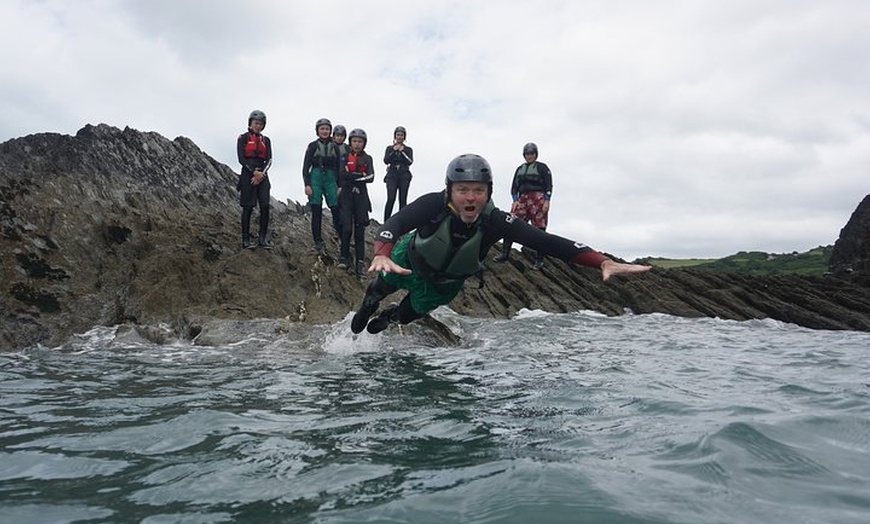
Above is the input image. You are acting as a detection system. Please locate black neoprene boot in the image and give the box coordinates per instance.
[366,304,399,334]
[257,207,271,249]
[241,207,256,250]
[366,296,424,334]
[351,276,397,334]
[310,205,324,252]
[330,206,341,238]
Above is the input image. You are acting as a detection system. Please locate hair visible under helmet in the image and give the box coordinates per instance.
[394,126,407,138]
[333,124,347,137]
[522,142,538,156]
[248,110,267,129]
[348,128,367,148]
[445,154,493,200]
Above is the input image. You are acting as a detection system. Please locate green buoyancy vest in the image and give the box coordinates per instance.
[409,201,494,282]
[517,162,542,183]
[314,140,337,168]
[315,141,336,158]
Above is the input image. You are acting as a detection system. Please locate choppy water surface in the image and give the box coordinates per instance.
[1,310,869,524]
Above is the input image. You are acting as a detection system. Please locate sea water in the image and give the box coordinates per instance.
[1,310,869,524]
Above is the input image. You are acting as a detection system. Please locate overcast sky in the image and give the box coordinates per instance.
[2,0,867,260]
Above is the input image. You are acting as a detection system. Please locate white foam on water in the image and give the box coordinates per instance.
[319,311,385,355]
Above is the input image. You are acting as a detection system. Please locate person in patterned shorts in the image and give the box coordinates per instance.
[493,142,553,270]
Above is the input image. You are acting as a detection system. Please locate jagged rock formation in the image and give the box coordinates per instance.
[2,125,870,350]
[829,194,870,283]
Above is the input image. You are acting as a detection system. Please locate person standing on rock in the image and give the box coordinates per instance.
[383,125,413,221]
[302,118,341,253]
[333,125,350,157]
[493,142,552,270]
[236,110,273,250]
[350,153,651,335]
[331,124,349,236]
[338,128,375,277]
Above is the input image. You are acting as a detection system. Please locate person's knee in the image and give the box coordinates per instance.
[397,297,424,324]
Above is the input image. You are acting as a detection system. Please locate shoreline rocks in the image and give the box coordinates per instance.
[2,124,869,350]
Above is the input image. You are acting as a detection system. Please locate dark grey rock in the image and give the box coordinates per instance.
[830,194,870,283]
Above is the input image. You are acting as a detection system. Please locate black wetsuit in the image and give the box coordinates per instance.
[302,138,341,244]
[375,191,606,264]
[383,144,414,221]
[360,191,608,326]
[236,130,273,244]
[338,149,375,264]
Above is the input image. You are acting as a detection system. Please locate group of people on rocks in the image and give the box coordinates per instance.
[237,112,415,277]
[236,110,651,335]
[299,118,414,277]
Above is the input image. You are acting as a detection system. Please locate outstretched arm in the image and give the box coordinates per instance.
[489,209,651,279]
[600,259,651,281]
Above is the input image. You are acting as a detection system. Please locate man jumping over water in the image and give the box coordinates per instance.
[351,153,651,334]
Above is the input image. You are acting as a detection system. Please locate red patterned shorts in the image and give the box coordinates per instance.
[511,191,548,229]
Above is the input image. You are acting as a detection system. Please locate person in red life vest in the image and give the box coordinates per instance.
[236,110,273,250]
[338,128,375,277]
[302,118,341,253]
[383,125,414,221]
[350,154,651,335]
[493,142,552,269]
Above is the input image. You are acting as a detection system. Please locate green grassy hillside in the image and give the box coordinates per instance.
[637,246,832,276]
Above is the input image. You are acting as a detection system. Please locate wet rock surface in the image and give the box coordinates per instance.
[2,125,869,350]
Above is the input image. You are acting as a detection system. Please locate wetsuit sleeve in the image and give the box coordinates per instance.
[338,153,351,189]
[329,143,340,185]
[510,166,521,202]
[302,142,315,186]
[540,162,552,199]
[237,134,247,169]
[488,209,609,268]
[401,145,413,166]
[373,192,445,256]
[359,153,375,183]
[383,146,393,165]
[263,136,273,174]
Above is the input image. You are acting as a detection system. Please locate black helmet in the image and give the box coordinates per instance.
[248,110,267,128]
[333,124,347,137]
[394,126,407,137]
[522,142,538,155]
[445,154,493,199]
[348,128,367,147]
[315,118,332,133]
[446,154,493,184]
